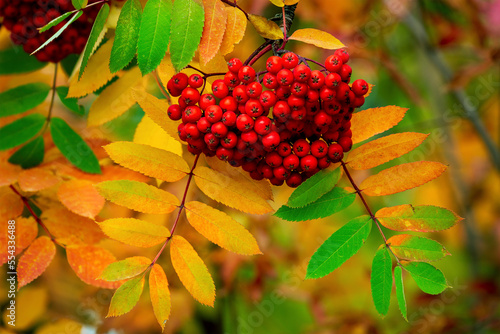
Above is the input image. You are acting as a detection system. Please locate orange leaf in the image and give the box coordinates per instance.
[350,106,408,144]
[107,276,145,317]
[194,166,273,214]
[99,256,151,281]
[170,235,215,306]
[360,161,447,196]
[185,201,261,255]
[98,218,171,247]
[149,264,171,330]
[0,187,24,222]
[18,167,61,192]
[52,163,150,183]
[0,217,38,265]
[220,6,247,55]
[346,133,429,170]
[0,162,22,187]
[199,0,227,65]
[17,236,56,288]
[268,0,284,7]
[104,142,190,182]
[288,28,345,49]
[66,245,121,289]
[42,207,105,245]
[248,14,283,40]
[57,179,105,219]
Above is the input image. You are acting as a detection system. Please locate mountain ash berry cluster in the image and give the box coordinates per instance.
[167,49,368,187]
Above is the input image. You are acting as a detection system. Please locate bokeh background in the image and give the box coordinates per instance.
[1,0,499,333]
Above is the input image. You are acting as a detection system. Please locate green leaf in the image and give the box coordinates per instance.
[0,83,51,117]
[287,168,341,208]
[0,114,46,150]
[0,46,47,74]
[39,11,73,33]
[56,86,85,115]
[32,11,83,57]
[375,205,462,232]
[79,4,110,79]
[107,276,145,317]
[50,117,101,174]
[371,247,393,316]
[275,187,356,222]
[170,0,204,72]
[8,137,45,169]
[403,262,449,295]
[306,216,372,279]
[388,235,450,262]
[137,0,171,75]
[99,256,151,281]
[110,0,142,73]
[72,0,88,10]
[394,266,408,321]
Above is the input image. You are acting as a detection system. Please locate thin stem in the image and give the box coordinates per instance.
[9,185,59,245]
[341,162,401,265]
[302,57,327,70]
[244,40,273,66]
[151,154,201,266]
[40,64,58,135]
[153,70,171,103]
[248,44,273,67]
[220,0,249,19]
[185,65,225,79]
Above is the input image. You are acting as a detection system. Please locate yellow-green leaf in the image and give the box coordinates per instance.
[350,106,408,144]
[361,161,447,196]
[104,142,190,182]
[346,132,429,170]
[170,235,215,306]
[99,256,151,281]
[185,201,261,255]
[95,180,179,214]
[288,28,344,49]
[88,66,142,126]
[133,115,182,156]
[194,166,273,214]
[149,264,171,330]
[219,6,247,55]
[248,14,283,40]
[107,276,145,317]
[199,0,227,65]
[98,218,170,247]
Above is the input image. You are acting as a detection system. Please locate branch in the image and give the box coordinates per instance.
[340,162,401,265]
[220,0,248,19]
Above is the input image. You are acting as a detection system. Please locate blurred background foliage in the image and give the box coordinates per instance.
[0,0,499,333]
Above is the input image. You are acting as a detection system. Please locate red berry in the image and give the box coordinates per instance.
[338,136,353,152]
[266,55,283,73]
[310,140,328,158]
[246,82,262,98]
[293,64,311,83]
[205,105,223,123]
[291,82,308,97]
[273,101,291,121]
[211,122,228,138]
[293,139,310,157]
[325,72,342,88]
[197,117,211,133]
[238,66,256,84]
[204,133,219,147]
[172,73,189,90]
[334,48,350,63]
[199,94,216,110]
[324,55,343,73]
[236,114,254,132]
[245,99,264,117]
[216,147,234,162]
[182,105,202,123]
[327,143,344,162]
[259,90,277,109]
[283,154,299,170]
[286,172,303,187]
[188,74,204,88]
[184,123,201,139]
[227,58,243,73]
[232,85,249,104]
[254,116,272,136]
[276,142,291,157]
[339,64,352,83]
[265,151,283,167]
[181,87,200,106]
[167,104,182,120]
[241,130,258,145]
[273,166,289,181]
[261,131,280,150]
[219,96,238,112]
[300,155,318,171]
[308,70,325,90]
[314,110,332,127]
[351,79,369,96]
[224,71,240,88]
[281,52,299,69]
[262,73,279,90]
[277,69,294,86]
[221,132,238,149]
[212,79,229,99]
[222,111,237,127]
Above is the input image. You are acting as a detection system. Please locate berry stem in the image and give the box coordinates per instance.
[302,57,327,70]
[38,64,58,136]
[248,44,273,67]
[220,0,249,19]
[340,161,401,265]
[153,71,171,103]
[185,65,225,79]
[150,154,201,266]
[9,185,60,246]
[244,40,273,66]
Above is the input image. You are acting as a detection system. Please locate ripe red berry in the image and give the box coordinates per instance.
[246,82,262,98]
[325,72,342,88]
[188,74,204,88]
[286,172,303,187]
[261,131,280,150]
[277,69,294,86]
[241,130,258,145]
[211,122,228,138]
[273,166,289,181]
[262,73,279,90]
[184,123,201,139]
[310,140,328,158]
[212,79,229,99]
[300,155,318,171]
[351,79,369,96]
[293,139,310,157]
[260,90,277,109]
[221,132,238,149]
[245,99,264,117]
[254,116,272,136]
[291,82,308,97]
[167,104,182,120]
[199,94,216,110]
[334,48,350,63]
[197,117,211,133]
[314,110,332,127]
[265,151,283,167]
[204,133,219,147]
[273,101,291,121]
[327,143,344,162]
[182,105,202,123]
[277,142,292,157]
[232,85,249,104]
[181,87,200,105]
[224,71,240,88]
[172,73,189,90]
[293,64,311,83]
[308,70,325,90]
[222,111,237,127]
[219,96,238,112]
[236,114,254,132]
[266,55,283,73]
[324,54,343,73]
[216,147,234,162]
[227,58,243,73]
[338,136,353,152]
[238,66,256,84]
[205,105,223,123]
[339,64,352,83]
[281,52,299,69]
[283,154,299,170]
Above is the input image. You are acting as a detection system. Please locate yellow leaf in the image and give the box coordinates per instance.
[95,179,179,214]
[134,115,182,156]
[35,319,82,334]
[220,6,247,55]
[66,245,122,289]
[199,0,227,65]
[170,235,215,306]
[268,0,285,7]
[149,264,171,330]
[99,256,151,281]
[57,179,105,219]
[18,167,61,192]
[248,14,283,40]
[88,66,143,127]
[133,90,181,141]
[194,166,273,214]
[17,236,55,288]
[104,142,190,182]
[205,156,273,200]
[288,28,344,50]
[350,106,408,144]
[157,55,176,91]
[67,39,116,98]
[98,218,171,247]
[42,207,105,245]
[346,133,429,170]
[185,201,261,255]
[360,161,448,196]
[2,287,47,330]
[284,0,300,4]
[199,52,227,85]
[107,276,145,317]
